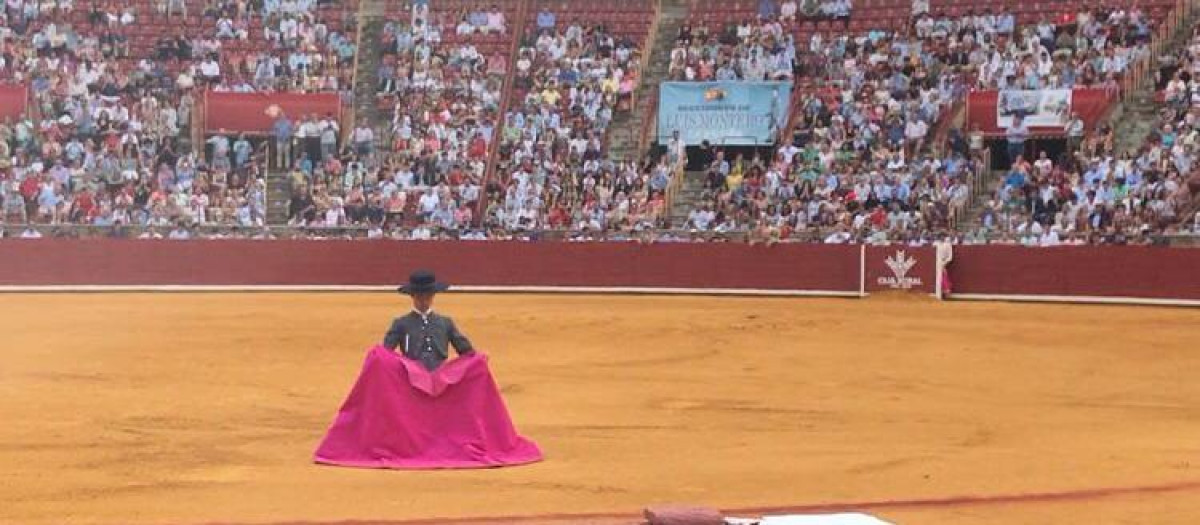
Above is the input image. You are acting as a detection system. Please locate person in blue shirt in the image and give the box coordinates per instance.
[479,119,495,142]
[996,9,1015,34]
[558,67,578,86]
[943,155,961,175]
[1061,67,1076,88]
[1005,115,1029,166]
[233,134,253,170]
[395,29,413,52]
[1083,161,1104,186]
[273,114,293,169]
[886,119,905,147]
[758,0,776,18]
[716,63,739,81]
[1160,124,1177,148]
[467,10,487,29]
[1004,168,1026,189]
[895,180,911,202]
[298,152,313,177]
[536,8,555,30]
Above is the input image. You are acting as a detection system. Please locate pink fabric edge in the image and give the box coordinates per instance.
[312,453,544,470]
[393,347,484,396]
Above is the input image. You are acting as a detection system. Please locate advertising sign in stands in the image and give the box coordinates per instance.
[658,81,792,146]
[996,89,1072,128]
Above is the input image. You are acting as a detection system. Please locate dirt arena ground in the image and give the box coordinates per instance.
[1,292,1199,525]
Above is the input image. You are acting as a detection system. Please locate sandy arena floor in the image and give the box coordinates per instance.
[1,293,1199,525]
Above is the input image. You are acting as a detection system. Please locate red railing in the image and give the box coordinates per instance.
[474,0,530,226]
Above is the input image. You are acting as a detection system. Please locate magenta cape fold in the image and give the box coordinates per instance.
[313,346,543,469]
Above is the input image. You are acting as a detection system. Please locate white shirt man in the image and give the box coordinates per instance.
[352,125,374,147]
[780,0,797,20]
[778,143,800,166]
[297,118,319,141]
[1033,156,1053,176]
[418,190,439,215]
[199,58,221,79]
[168,227,191,240]
[280,16,298,40]
[823,228,852,244]
[905,118,928,142]
[688,207,715,230]
[319,116,339,135]
[667,132,686,166]
[461,182,480,204]
[399,166,423,190]
[1039,228,1061,246]
[486,9,505,33]
[411,224,432,240]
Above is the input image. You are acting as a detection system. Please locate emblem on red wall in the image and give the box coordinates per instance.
[879,250,923,290]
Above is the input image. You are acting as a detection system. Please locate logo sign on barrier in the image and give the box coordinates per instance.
[865,246,935,294]
[996,89,1072,128]
[657,81,792,146]
[881,250,922,290]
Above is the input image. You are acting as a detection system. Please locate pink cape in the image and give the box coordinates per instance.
[313,346,543,469]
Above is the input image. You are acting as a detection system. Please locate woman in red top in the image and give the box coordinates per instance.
[71,189,96,223]
[454,204,473,227]
[467,133,488,160]
[385,191,407,227]
[447,165,465,187]
[547,204,569,229]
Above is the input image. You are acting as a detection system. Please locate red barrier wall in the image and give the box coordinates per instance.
[948,245,1200,301]
[0,84,27,120]
[204,91,343,134]
[1,241,1197,303]
[0,240,862,292]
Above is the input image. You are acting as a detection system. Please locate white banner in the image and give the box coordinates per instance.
[997,89,1072,128]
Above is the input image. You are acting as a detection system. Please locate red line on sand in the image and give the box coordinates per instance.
[198,479,1200,525]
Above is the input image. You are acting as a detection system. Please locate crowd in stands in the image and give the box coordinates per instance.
[677,135,976,245]
[1,0,1196,243]
[673,0,976,244]
[272,1,509,232]
[953,4,1154,91]
[967,22,1200,246]
[0,0,356,232]
[485,7,654,233]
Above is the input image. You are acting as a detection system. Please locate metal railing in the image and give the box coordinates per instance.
[476,0,529,226]
[661,156,687,227]
[950,146,992,231]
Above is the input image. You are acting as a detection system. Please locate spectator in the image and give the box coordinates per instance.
[274,113,294,168]
[1006,116,1029,166]
[536,7,555,30]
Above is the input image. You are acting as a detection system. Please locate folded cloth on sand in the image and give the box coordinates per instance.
[314,345,543,469]
[643,505,725,525]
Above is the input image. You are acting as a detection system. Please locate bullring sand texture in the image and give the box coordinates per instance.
[1,293,1199,525]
